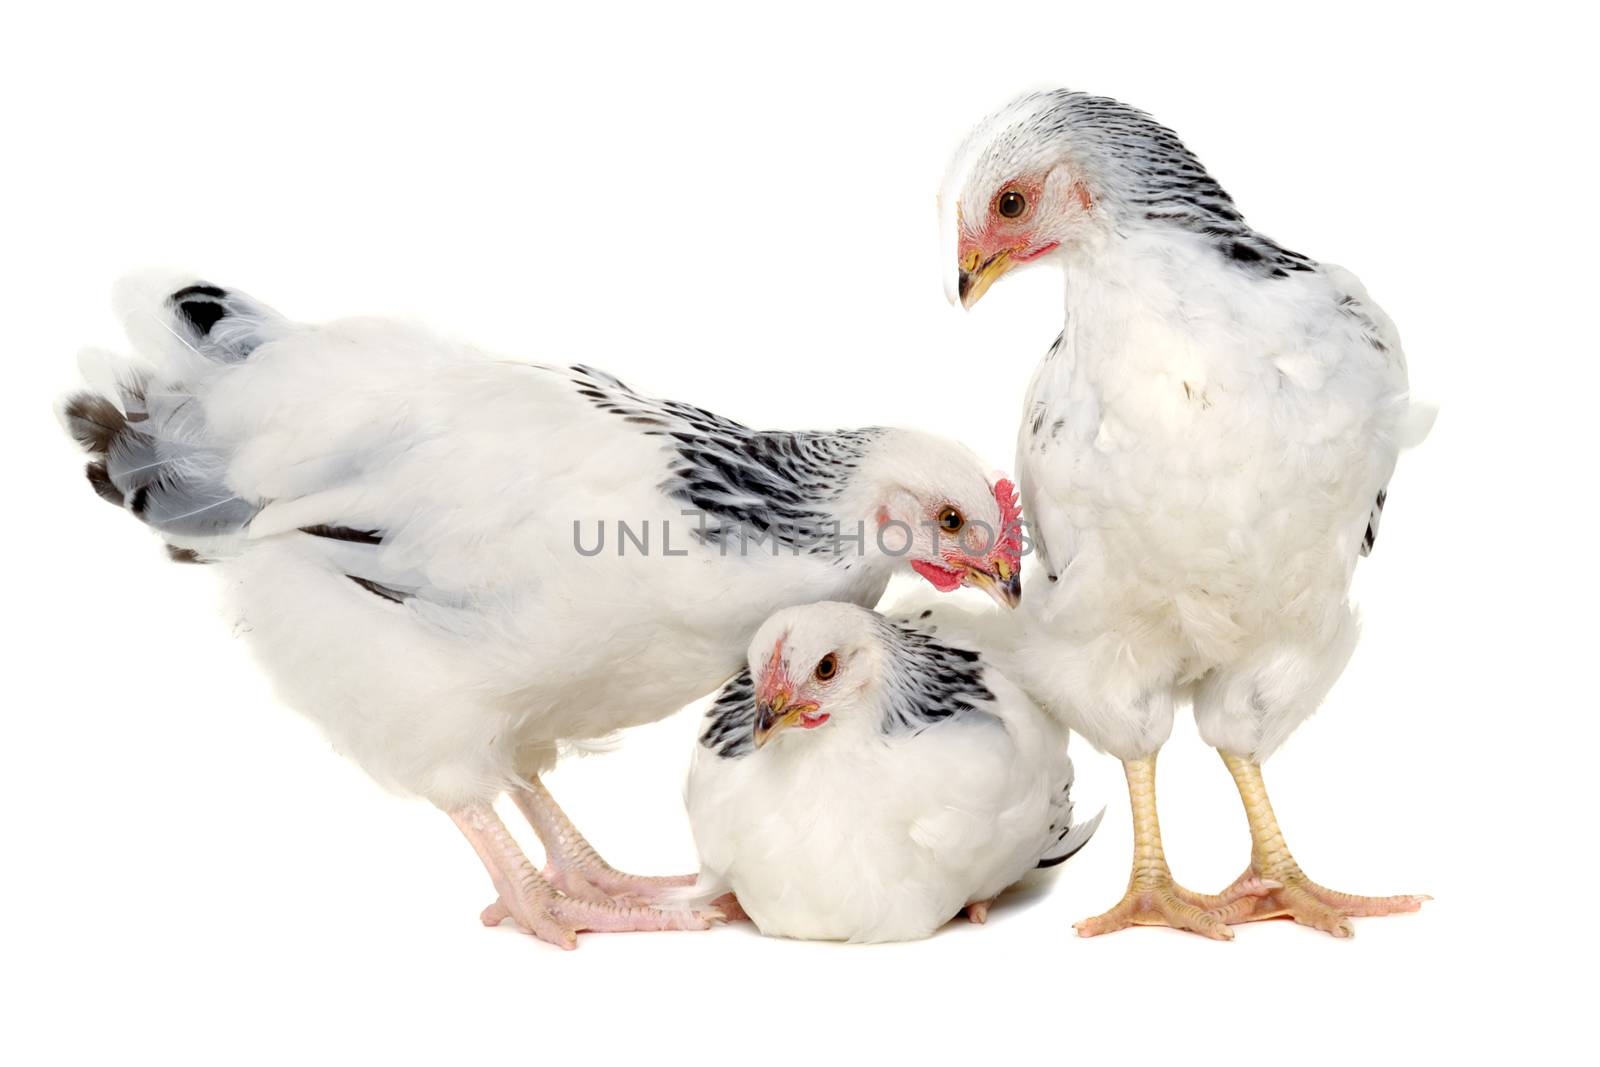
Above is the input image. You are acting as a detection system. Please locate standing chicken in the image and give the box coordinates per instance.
[944,92,1431,938]
[685,600,1098,942]
[59,273,1024,949]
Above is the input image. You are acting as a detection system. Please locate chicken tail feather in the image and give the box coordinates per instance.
[57,276,280,554]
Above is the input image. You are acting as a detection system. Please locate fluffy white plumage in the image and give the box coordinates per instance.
[63,273,1023,809]
[684,600,1099,943]
[59,273,1032,946]
[1017,246,1429,760]
[944,90,1433,937]
[948,91,1432,762]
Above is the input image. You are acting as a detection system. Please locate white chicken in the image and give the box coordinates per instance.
[59,273,1024,948]
[944,91,1432,937]
[685,600,1099,942]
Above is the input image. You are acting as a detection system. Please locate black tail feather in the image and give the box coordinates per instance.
[164,282,276,363]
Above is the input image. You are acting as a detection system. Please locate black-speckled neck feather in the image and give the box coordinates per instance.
[871,616,994,735]
[984,90,1318,279]
[700,620,995,761]
[568,365,885,549]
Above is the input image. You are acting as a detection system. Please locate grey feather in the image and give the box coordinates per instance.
[65,285,266,539]
[166,283,285,363]
[1037,805,1103,869]
[100,404,257,537]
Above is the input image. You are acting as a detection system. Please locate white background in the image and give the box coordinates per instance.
[3,2,1594,1063]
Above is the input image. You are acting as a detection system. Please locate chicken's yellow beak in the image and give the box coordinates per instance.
[957,248,1016,309]
[753,692,821,748]
[965,559,1022,609]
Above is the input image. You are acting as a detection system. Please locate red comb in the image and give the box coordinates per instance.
[756,636,787,701]
[993,477,1023,561]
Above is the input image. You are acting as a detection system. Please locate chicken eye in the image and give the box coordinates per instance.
[814,653,838,681]
[997,190,1027,219]
[937,506,965,533]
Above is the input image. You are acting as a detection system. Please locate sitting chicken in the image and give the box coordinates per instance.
[59,274,1024,949]
[684,600,1099,942]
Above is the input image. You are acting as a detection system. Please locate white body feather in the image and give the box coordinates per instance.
[1015,238,1421,760]
[685,602,1092,943]
[74,273,1002,808]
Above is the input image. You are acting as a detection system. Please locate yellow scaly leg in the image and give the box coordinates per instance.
[1211,752,1430,937]
[1075,754,1274,940]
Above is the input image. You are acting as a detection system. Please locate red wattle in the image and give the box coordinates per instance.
[911,559,963,592]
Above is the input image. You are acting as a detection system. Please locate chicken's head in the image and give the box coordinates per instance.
[902,475,1023,609]
[748,603,885,749]
[942,90,1108,308]
[857,432,1023,609]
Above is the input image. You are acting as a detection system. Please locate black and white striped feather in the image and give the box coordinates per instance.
[569,366,885,550]
[699,618,996,761]
[958,89,1317,279]
[61,283,400,589]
